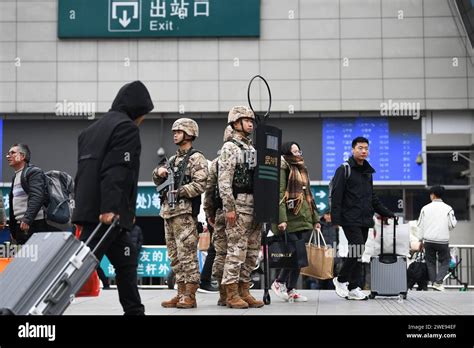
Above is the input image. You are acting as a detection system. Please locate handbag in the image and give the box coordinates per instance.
[74,225,101,297]
[198,231,210,251]
[407,251,428,290]
[268,231,308,269]
[76,270,101,297]
[300,228,335,280]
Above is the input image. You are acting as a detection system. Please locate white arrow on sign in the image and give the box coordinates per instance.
[119,10,131,28]
[112,2,139,28]
[315,190,326,199]
[316,202,327,211]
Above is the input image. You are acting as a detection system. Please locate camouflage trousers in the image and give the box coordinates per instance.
[211,209,226,281]
[164,213,200,284]
[221,212,262,285]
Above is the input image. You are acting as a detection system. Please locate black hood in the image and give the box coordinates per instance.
[110,81,154,120]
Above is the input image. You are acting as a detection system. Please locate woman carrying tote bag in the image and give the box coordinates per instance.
[271,142,321,302]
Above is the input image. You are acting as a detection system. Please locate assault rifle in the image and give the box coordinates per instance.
[155,158,177,210]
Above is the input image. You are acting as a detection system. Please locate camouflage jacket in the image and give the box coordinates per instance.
[203,158,218,219]
[153,148,208,219]
[218,133,255,215]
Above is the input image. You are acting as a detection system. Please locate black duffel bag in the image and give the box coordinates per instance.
[407,251,429,290]
[268,231,308,269]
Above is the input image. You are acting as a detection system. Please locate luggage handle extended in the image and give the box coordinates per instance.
[85,216,120,256]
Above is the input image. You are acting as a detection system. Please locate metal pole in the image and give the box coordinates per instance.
[262,222,271,304]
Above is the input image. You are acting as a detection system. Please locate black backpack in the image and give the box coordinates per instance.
[43,170,74,224]
[328,161,351,211]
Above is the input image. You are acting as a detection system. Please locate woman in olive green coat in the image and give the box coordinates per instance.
[271,141,320,302]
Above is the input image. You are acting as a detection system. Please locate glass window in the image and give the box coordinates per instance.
[427,150,470,186]
[373,188,404,214]
[405,189,431,221]
[405,189,470,221]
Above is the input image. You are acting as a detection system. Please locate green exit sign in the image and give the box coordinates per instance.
[58,0,260,38]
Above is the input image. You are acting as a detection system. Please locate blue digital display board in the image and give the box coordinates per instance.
[322,118,423,183]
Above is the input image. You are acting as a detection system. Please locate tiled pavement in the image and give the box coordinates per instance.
[65,288,474,315]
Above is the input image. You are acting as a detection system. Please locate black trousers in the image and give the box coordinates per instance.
[424,242,450,284]
[201,242,216,283]
[14,219,59,245]
[338,225,369,291]
[96,262,110,287]
[276,229,312,290]
[81,223,144,315]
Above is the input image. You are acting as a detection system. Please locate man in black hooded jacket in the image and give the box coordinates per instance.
[330,136,395,301]
[72,80,154,315]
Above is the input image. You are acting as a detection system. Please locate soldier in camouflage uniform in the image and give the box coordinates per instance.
[218,106,264,309]
[203,126,233,306]
[152,118,208,309]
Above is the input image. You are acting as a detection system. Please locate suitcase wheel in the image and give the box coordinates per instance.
[369,292,376,299]
[401,293,407,300]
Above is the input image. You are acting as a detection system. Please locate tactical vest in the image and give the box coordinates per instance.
[160,149,202,217]
[171,155,192,188]
[228,139,255,196]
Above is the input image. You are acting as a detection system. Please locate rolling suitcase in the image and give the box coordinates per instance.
[0,219,118,315]
[369,219,408,299]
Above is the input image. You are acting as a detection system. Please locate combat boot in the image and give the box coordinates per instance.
[239,282,264,308]
[225,283,249,309]
[217,281,227,306]
[161,282,185,308]
[177,283,199,309]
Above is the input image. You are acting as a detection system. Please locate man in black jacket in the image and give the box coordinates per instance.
[7,143,52,244]
[72,80,154,315]
[330,136,394,300]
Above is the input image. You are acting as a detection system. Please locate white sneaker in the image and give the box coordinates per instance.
[271,280,289,301]
[287,289,308,303]
[346,287,368,301]
[432,283,445,292]
[333,277,349,298]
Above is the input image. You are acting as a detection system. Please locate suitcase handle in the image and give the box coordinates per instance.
[45,273,72,305]
[85,217,120,256]
[380,216,398,257]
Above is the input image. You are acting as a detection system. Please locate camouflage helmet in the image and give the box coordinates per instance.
[227,106,255,124]
[172,118,199,138]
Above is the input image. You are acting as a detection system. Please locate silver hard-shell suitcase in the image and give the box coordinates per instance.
[369,219,408,299]
[0,220,118,315]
